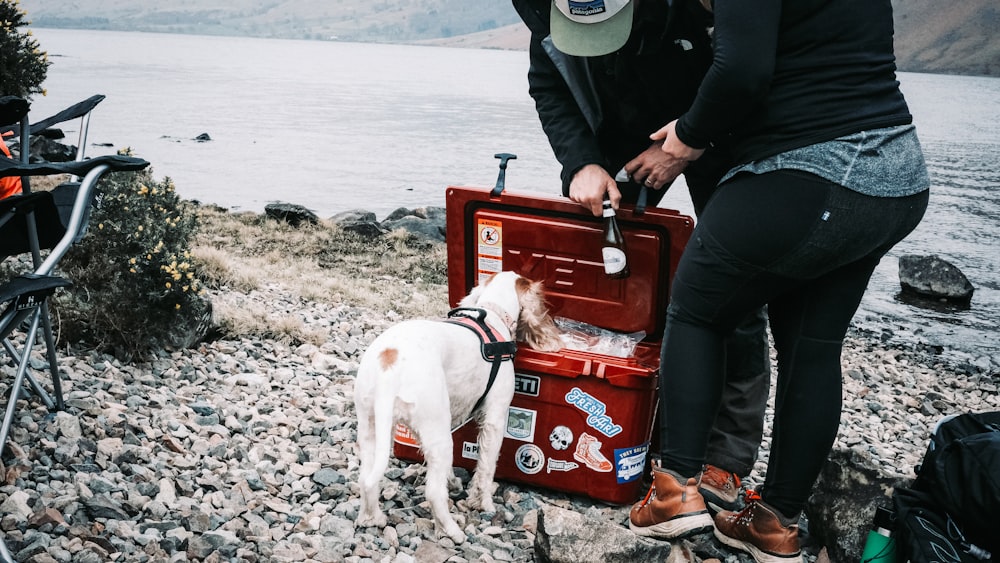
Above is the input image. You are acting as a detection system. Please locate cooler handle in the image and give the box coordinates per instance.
[492,153,517,197]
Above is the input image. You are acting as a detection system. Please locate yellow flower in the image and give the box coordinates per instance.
[175,304,181,310]
[165,282,172,289]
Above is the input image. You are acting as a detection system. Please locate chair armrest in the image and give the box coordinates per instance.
[0,154,149,178]
[0,94,106,139]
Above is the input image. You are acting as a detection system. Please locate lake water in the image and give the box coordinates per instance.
[26,29,1000,369]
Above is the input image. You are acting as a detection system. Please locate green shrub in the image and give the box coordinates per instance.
[53,157,211,360]
[0,0,50,98]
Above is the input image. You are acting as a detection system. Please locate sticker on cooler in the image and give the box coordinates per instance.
[477,219,503,283]
[393,423,419,447]
[505,406,537,442]
[614,443,649,484]
[573,432,613,472]
[462,441,479,461]
[514,373,540,397]
[548,425,574,450]
[515,444,545,475]
[565,387,623,437]
[547,459,579,473]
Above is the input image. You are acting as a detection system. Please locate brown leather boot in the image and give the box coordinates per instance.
[714,490,803,563]
[628,466,713,539]
[700,464,743,513]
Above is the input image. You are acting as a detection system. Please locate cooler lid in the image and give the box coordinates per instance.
[445,185,693,340]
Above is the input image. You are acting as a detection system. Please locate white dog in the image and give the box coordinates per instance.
[353,271,562,543]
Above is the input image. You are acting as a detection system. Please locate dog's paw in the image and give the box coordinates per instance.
[466,481,498,513]
[356,511,387,529]
[479,497,497,514]
[464,490,492,513]
[443,523,466,545]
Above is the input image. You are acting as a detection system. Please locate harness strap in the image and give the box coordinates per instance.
[445,307,517,416]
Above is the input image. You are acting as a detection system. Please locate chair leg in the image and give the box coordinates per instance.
[1,338,56,412]
[0,309,43,456]
[39,302,64,411]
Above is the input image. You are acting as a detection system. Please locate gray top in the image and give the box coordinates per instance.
[722,124,930,197]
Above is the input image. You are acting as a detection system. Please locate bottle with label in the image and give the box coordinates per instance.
[602,200,629,279]
[859,506,896,563]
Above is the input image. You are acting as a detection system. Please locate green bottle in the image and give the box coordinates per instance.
[860,506,897,563]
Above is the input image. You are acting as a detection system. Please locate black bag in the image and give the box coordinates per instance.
[894,487,993,562]
[893,411,1000,562]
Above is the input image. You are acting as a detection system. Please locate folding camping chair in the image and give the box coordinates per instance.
[0,94,107,410]
[0,95,148,563]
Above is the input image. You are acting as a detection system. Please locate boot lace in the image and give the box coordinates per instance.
[728,489,761,526]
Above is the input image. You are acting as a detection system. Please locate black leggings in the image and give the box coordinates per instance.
[658,169,928,517]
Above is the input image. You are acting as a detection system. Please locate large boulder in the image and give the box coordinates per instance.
[898,254,974,303]
[381,215,445,242]
[330,209,377,223]
[380,206,446,242]
[330,209,385,239]
[264,202,319,227]
[534,503,674,562]
[806,448,909,563]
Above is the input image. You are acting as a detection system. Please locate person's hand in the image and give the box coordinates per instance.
[569,164,620,216]
[650,119,705,165]
[623,139,689,191]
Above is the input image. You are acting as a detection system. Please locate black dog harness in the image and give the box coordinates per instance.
[445,307,517,415]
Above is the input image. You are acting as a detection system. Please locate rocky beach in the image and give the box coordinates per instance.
[0,205,997,563]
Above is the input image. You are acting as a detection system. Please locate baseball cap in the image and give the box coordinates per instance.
[550,0,634,57]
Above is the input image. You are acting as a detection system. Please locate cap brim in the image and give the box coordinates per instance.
[550,1,633,57]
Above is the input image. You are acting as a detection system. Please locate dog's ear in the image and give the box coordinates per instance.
[515,277,563,352]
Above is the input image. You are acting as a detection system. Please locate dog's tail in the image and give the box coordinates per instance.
[361,370,398,492]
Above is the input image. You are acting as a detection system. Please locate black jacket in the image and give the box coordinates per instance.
[513,0,724,199]
[674,0,912,164]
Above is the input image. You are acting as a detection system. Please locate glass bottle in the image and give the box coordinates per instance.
[602,200,629,279]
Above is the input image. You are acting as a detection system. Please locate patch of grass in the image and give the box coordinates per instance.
[190,206,450,342]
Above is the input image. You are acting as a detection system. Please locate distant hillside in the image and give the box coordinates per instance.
[892,0,999,77]
[19,0,999,77]
[19,0,521,43]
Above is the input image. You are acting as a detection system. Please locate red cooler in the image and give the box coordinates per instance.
[393,185,694,504]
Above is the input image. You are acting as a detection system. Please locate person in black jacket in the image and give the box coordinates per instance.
[619,0,928,560]
[513,0,771,519]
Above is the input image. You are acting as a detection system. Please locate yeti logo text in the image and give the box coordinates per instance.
[514,373,540,396]
[565,387,622,437]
